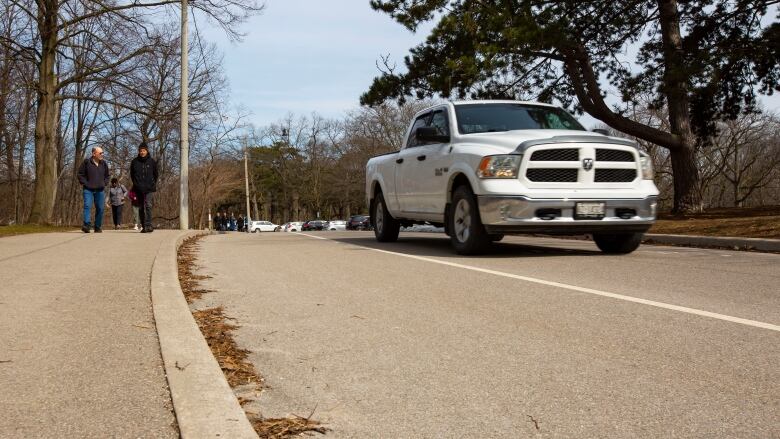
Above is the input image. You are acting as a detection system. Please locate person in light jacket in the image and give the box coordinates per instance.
[129,142,158,233]
[77,147,110,233]
[108,178,128,230]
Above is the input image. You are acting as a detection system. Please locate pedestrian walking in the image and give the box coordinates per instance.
[219,211,227,231]
[108,178,128,229]
[238,214,244,232]
[77,147,110,233]
[128,189,141,230]
[229,212,237,231]
[129,142,159,233]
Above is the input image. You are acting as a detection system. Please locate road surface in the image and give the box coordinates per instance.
[194,231,779,438]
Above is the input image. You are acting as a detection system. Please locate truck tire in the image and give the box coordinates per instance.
[449,185,491,255]
[593,232,643,254]
[372,192,400,242]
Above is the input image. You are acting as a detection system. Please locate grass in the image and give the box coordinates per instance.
[650,206,780,239]
[0,224,77,237]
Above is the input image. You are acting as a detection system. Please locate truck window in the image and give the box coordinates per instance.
[430,110,450,139]
[455,103,585,134]
[406,113,430,148]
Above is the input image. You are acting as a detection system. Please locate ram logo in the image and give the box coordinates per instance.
[582,158,594,171]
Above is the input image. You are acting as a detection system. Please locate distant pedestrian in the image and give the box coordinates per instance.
[238,214,244,232]
[130,142,158,233]
[128,189,141,230]
[216,211,225,231]
[229,212,237,231]
[108,178,128,230]
[77,146,110,233]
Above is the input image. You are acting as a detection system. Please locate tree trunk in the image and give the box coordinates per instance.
[292,191,299,220]
[29,2,60,224]
[658,0,702,213]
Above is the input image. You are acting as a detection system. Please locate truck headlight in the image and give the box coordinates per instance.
[639,154,654,180]
[477,155,522,179]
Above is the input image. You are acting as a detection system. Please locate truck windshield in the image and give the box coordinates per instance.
[454,103,585,134]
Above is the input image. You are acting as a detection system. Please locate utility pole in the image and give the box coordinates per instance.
[179,0,189,230]
[244,144,251,232]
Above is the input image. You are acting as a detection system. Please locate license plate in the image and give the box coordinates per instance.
[575,202,605,219]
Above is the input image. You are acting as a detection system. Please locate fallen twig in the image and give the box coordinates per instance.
[527,414,540,430]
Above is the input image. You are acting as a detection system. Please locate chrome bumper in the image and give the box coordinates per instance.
[477,195,657,235]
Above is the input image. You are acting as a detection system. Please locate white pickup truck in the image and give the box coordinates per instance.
[365,100,659,255]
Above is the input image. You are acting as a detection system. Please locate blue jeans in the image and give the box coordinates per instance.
[83,188,105,229]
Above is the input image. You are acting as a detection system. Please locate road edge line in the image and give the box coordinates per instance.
[298,233,780,332]
[151,231,258,439]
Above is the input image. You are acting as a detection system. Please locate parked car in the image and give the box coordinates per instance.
[326,220,347,231]
[346,214,372,230]
[283,221,304,232]
[249,220,279,233]
[301,220,327,231]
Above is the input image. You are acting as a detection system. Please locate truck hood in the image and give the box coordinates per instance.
[456,130,628,153]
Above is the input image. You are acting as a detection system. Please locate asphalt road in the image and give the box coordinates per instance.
[195,231,779,438]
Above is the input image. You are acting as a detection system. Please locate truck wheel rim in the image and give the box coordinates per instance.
[375,201,384,232]
[454,199,471,242]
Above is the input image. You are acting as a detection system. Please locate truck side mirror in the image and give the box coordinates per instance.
[416,127,450,144]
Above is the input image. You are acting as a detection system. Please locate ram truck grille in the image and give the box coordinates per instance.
[596,149,634,162]
[524,147,638,184]
[526,168,579,182]
[530,148,579,161]
[595,169,637,182]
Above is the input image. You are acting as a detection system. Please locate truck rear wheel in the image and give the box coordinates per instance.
[593,232,643,254]
[372,192,400,242]
[449,185,490,255]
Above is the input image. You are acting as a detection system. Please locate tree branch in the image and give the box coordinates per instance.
[56,46,151,91]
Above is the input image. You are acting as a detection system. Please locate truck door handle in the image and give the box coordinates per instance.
[396,158,404,164]
[417,155,427,161]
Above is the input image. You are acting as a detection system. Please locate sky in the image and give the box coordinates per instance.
[196,1,432,128]
[196,0,779,130]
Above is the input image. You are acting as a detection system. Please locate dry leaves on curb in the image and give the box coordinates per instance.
[178,234,328,438]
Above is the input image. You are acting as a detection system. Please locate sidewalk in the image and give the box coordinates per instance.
[644,233,780,252]
[0,230,180,438]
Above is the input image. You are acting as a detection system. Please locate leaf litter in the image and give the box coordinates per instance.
[178,235,329,438]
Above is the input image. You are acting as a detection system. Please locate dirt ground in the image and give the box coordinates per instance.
[650,205,780,239]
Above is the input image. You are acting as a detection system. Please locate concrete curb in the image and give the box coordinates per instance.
[151,231,258,439]
[644,234,780,252]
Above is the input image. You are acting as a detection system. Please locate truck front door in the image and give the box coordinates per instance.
[397,109,452,217]
[395,112,430,213]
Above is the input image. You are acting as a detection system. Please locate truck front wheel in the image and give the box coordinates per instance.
[449,185,490,255]
[372,192,400,242]
[593,232,643,254]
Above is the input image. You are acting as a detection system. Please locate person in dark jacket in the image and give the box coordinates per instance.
[77,147,110,233]
[129,142,158,233]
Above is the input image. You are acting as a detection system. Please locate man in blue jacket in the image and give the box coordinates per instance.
[130,142,159,233]
[77,147,110,233]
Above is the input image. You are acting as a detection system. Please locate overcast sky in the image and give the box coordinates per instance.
[196,0,779,130]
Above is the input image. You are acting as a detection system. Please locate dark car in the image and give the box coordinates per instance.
[302,220,326,231]
[346,214,372,231]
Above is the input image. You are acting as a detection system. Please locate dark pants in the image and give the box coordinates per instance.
[111,204,123,227]
[138,192,154,230]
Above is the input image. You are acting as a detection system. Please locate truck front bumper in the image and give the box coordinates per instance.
[477,195,657,235]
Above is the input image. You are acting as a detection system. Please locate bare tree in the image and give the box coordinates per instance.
[0,0,262,224]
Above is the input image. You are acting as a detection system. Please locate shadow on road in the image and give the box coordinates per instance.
[326,233,601,259]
